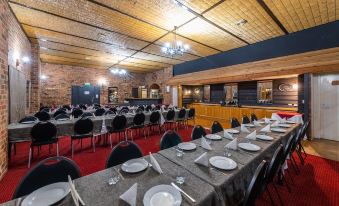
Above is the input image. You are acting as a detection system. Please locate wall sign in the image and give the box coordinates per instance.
[278,83,293,92]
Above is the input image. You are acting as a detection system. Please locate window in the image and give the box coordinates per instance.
[257,81,272,104]
[225,84,238,105]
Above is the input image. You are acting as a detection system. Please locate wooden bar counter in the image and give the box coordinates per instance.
[188,103,298,129]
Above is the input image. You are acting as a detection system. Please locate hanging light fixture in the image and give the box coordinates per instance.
[162,26,189,56]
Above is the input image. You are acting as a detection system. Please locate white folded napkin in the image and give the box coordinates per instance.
[120,183,138,206]
[253,120,262,127]
[264,117,271,124]
[271,113,282,121]
[288,115,303,124]
[151,104,155,108]
[279,118,287,123]
[245,130,257,140]
[240,124,251,133]
[260,124,271,133]
[271,121,279,127]
[194,152,209,167]
[224,130,233,140]
[149,152,163,174]
[225,138,238,150]
[100,119,107,134]
[201,137,212,150]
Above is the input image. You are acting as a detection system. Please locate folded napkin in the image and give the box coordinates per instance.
[201,137,212,150]
[225,138,238,150]
[151,104,155,108]
[288,115,303,124]
[271,113,282,121]
[279,118,287,123]
[149,152,163,174]
[264,117,271,124]
[194,152,209,167]
[245,130,257,140]
[120,183,138,206]
[253,120,262,127]
[240,124,251,133]
[271,121,279,127]
[260,124,271,133]
[224,130,234,140]
[100,118,107,134]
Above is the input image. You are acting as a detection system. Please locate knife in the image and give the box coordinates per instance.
[171,182,196,203]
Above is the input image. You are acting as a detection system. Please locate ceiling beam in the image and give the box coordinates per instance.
[256,0,289,34]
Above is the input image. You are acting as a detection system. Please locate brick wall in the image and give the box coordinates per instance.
[0,0,9,180]
[30,44,40,112]
[40,63,146,106]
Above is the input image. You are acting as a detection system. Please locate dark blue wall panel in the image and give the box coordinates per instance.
[173,21,339,76]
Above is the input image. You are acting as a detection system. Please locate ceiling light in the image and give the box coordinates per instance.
[85,57,91,60]
[110,68,127,76]
[40,74,48,80]
[236,19,248,26]
[41,39,47,42]
[40,47,48,50]
[22,56,30,63]
[162,26,189,57]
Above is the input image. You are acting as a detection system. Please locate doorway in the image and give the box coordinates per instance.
[71,85,100,105]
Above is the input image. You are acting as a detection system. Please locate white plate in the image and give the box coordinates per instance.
[238,143,261,151]
[256,135,274,141]
[286,121,296,124]
[56,118,69,121]
[244,124,255,127]
[178,142,196,151]
[205,134,222,140]
[278,124,291,128]
[121,158,149,173]
[20,121,37,124]
[224,129,239,134]
[209,156,237,170]
[143,185,182,206]
[21,182,70,206]
[271,128,287,133]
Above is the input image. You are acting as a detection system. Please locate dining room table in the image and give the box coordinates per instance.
[3,119,300,206]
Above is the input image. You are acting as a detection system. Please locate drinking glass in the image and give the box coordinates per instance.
[176,176,186,185]
[176,147,184,157]
[224,147,232,157]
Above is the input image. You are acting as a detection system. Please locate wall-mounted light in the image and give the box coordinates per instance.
[40,47,48,50]
[292,84,298,90]
[40,74,48,80]
[22,56,30,63]
[110,68,127,75]
[98,78,107,88]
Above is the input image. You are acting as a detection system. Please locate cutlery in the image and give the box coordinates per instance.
[171,182,196,203]
[73,180,85,206]
[115,168,125,180]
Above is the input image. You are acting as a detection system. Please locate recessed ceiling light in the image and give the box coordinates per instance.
[40,47,48,50]
[236,19,248,26]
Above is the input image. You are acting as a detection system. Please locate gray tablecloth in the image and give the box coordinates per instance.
[8,110,188,142]
[3,154,218,206]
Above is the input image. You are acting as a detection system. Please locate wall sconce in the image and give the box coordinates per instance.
[166,85,170,93]
[22,56,30,63]
[194,88,200,94]
[98,78,107,88]
[40,74,48,80]
[292,84,298,90]
[184,89,191,95]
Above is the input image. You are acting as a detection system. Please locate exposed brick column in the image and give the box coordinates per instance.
[0,0,9,180]
[30,43,40,112]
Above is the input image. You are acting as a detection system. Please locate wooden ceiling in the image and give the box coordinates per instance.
[9,0,339,73]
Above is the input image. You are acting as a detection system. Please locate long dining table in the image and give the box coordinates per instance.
[3,120,300,206]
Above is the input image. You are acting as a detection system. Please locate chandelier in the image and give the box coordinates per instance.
[161,26,189,56]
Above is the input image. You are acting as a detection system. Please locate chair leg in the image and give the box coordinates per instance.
[28,147,32,168]
[272,183,284,206]
[109,134,113,148]
[56,142,59,157]
[295,148,305,165]
[92,137,96,152]
[299,143,308,157]
[71,139,74,158]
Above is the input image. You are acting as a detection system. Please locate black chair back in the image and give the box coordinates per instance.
[155,105,161,110]
[13,156,81,199]
[191,125,206,140]
[145,105,152,112]
[282,134,296,162]
[150,111,160,124]
[211,121,223,134]
[266,145,284,183]
[112,115,127,130]
[53,109,67,118]
[243,160,268,206]
[242,115,251,124]
[119,108,129,115]
[79,104,87,110]
[34,111,51,121]
[136,108,143,113]
[138,105,145,111]
[62,105,71,111]
[160,130,182,150]
[19,116,38,123]
[39,106,49,112]
[55,113,70,120]
[81,112,94,118]
[106,141,143,168]
[40,108,50,113]
[74,118,94,135]
[250,113,258,122]
[109,107,117,113]
[178,109,186,119]
[72,109,83,118]
[231,117,241,128]
[166,110,175,121]
[133,113,145,126]
[94,108,106,116]
[105,110,115,115]
[188,108,195,118]
[30,122,57,142]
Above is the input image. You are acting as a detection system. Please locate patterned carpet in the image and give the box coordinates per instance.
[0,127,338,205]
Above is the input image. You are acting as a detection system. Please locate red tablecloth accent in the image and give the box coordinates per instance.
[276,111,302,119]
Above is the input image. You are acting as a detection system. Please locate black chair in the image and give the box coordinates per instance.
[283,133,301,175]
[71,108,83,118]
[164,109,176,130]
[211,121,223,134]
[231,117,241,128]
[155,105,161,110]
[62,105,71,111]
[81,112,94,118]
[79,104,87,110]
[191,125,206,140]
[296,120,309,162]
[13,156,81,199]
[147,111,161,135]
[94,108,106,116]
[109,107,117,113]
[54,113,70,120]
[176,108,187,129]
[138,105,145,111]
[40,108,50,113]
[160,130,182,150]
[145,105,152,112]
[19,116,38,123]
[28,122,58,168]
[127,113,146,140]
[39,106,49,112]
[53,109,67,118]
[71,118,95,158]
[34,111,51,121]
[242,160,268,206]
[105,110,115,115]
[106,141,143,168]
[187,108,195,125]
[250,113,258,122]
[136,108,143,113]
[108,115,127,147]
[119,108,129,115]
[242,115,251,124]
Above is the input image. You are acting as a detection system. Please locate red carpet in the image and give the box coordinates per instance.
[0,127,338,206]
